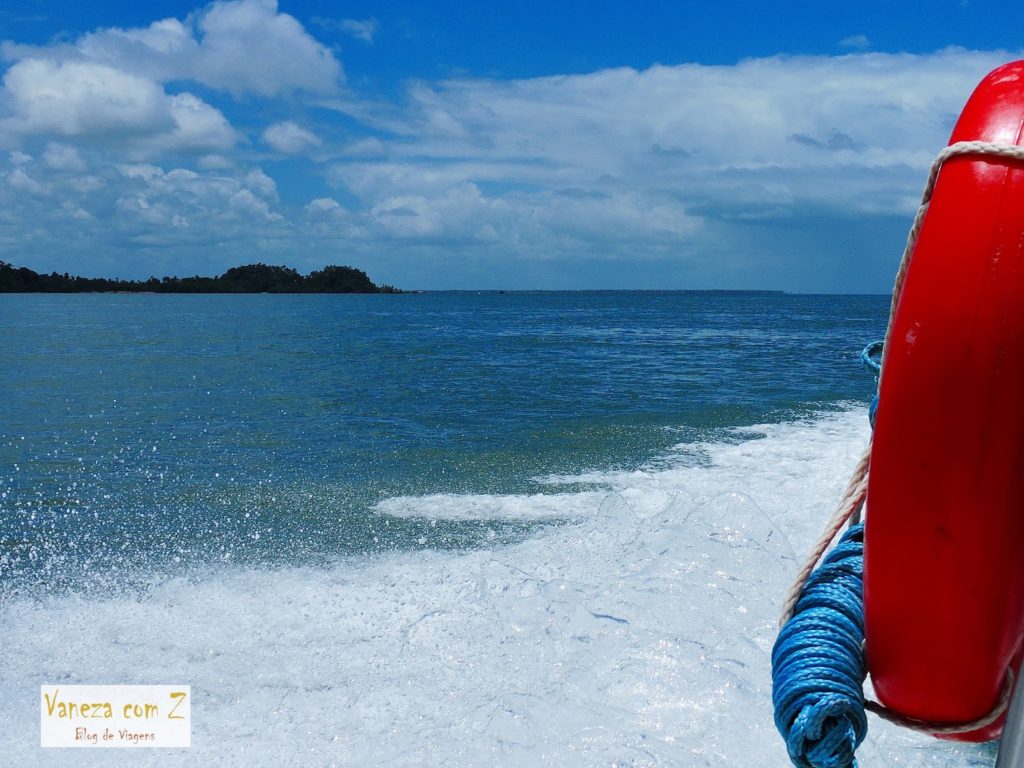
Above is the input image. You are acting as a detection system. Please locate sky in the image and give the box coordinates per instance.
[0,1,1021,291]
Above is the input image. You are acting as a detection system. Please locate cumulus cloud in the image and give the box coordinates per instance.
[261,121,321,153]
[159,93,238,151]
[0,43,1019,289]
[43,142,86,171]
[0,58,237,153]
[6,167,45,195]
[3,59,173,137]
[228,188,280,219]
[10,0,343,98]
[0,0,338,157]
[301,47,1019,287]
[305,197,344,214]
[243,167,278,198]
[328,47,1012,226]
[186,0,342,97]
[0,152,297,276]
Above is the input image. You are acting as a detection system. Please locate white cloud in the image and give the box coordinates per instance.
[3,59,173,136]
[0,0,339,160]
[21,160,294,265]
[44,0,343,98]
[229,188,280,219]
[0,0,338,171]
[197,154,234,170]
[160,93,238,151]
[299,47,1019,286]
[328,47,1012,226]
[243,167,278,198]
[62,200,93,220]
[0,158,290,254]
[370,194,441,238]
[343,137,388,157]
[261,121,321,153]
[119,163,163,180]
[6,168,45,195]
[78,17,195,68]
[840,35,871,50]
[305,197,343,213]
[340,18,378,44]
[191,0,342,97]
[43,142,86,171]
[66,175,104,194]
[0,45,1020,290]
[361,183,513,245]
[0,59,237,153]
[311,16,378,44]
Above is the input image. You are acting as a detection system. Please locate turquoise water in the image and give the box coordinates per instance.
[1,292,886,590]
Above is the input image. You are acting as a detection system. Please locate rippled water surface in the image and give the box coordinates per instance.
[1,291,886,585]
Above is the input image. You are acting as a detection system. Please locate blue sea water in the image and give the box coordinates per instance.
[2,292,883,588]
[0,292,998,767]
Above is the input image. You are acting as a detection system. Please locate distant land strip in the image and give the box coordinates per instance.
[0,261,400,294]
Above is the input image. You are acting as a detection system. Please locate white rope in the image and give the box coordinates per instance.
[777,447,869,624]
[778,140,1024,734]
[865,670,1016,735]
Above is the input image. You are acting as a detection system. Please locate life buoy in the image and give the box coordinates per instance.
[865,60,1024,741]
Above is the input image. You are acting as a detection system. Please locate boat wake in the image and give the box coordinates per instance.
[0,411,997,766]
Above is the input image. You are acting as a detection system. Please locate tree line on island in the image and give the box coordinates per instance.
[0,261,401,294]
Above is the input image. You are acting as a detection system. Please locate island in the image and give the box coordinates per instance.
[0,261,400,294]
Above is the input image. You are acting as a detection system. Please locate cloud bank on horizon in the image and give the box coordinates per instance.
[0,0,1016,290]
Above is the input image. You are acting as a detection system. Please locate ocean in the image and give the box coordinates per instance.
[0,292,997,766]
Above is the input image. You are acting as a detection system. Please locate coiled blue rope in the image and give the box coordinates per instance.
[770,341,882,766]
[772,524,868,768]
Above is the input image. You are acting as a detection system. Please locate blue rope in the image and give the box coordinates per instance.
[867,396,879,431]
[860,341,883,429]
[770,342,880,766]
[860,341,883,375]
[772,524,868,768]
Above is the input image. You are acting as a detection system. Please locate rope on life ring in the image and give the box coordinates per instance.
[771,141,1024,768]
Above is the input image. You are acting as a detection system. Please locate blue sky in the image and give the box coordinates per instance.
[0,1,1020,290]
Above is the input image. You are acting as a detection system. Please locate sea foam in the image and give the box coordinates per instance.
[0,410,997,766]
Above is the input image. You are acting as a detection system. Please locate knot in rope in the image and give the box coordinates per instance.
[772,524,867,768]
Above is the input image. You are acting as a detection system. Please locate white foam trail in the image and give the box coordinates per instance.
[374,491,606,520]
[0,410,997,766]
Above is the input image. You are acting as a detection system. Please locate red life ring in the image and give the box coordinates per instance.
[864,60,1024,741]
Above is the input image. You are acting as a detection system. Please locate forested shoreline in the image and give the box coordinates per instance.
[0,262,400,293]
